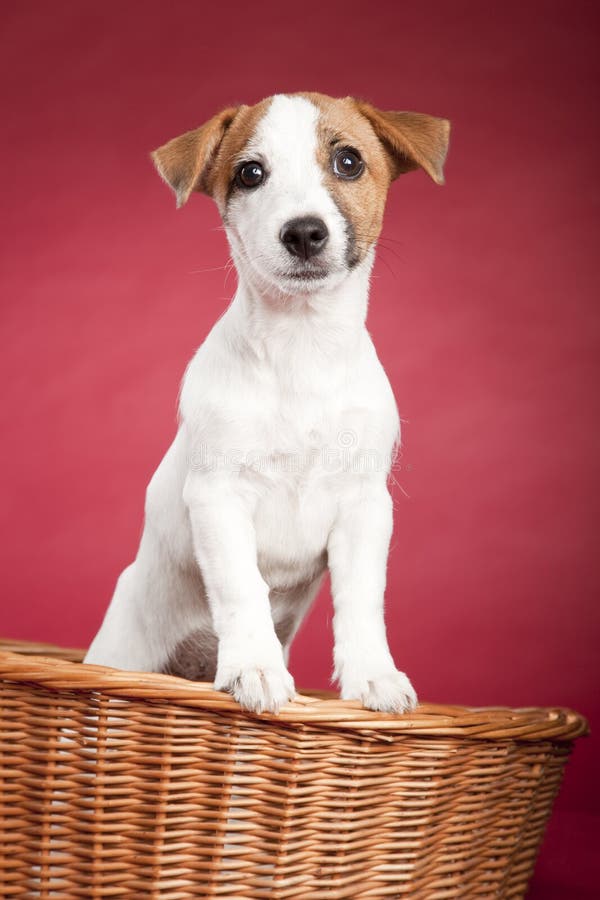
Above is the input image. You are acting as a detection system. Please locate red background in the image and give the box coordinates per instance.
[1,1,598,895]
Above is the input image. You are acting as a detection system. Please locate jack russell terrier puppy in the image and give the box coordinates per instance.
[85,92,450,714]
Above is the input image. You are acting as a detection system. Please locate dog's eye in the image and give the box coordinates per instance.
[332,148,364,180]
[236,161,265,189]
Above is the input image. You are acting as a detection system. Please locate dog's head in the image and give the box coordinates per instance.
[152,93,450,295]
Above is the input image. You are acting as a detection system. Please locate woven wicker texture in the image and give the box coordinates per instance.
[0,640,588,899]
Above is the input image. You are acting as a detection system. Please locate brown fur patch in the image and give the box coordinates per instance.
[355,102,450,185]
[206,98,273,210]
[299,92,395,266]
[151,100,273,210]
[152,106,240,208]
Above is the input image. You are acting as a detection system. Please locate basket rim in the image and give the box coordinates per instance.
[0,638,588,740]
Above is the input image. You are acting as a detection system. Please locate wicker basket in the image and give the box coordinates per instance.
[0,640,587,899]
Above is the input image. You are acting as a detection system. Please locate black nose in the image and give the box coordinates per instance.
[280,216,329,260]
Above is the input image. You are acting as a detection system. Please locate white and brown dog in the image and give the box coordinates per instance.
[85,93,450,714]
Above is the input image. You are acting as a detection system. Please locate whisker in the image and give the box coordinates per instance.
[189,261,232,275]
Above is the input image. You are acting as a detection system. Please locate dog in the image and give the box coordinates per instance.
[85,92,450,714]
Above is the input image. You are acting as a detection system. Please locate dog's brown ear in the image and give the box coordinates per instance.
[151,106,240,207]
[356,101,450,185]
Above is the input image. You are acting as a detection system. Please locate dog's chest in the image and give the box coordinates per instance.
[239,396,378,589]
[181,324,398,588]
[253,473,333,589]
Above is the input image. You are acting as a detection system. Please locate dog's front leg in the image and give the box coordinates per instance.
[184,474,294,712]
[328,483,417,713]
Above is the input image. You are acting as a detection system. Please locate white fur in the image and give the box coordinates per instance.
[85,95,417,714]
[226,96,349,295]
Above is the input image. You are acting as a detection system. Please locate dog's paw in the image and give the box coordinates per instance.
[215,664,295,714]
[340,667,417,714]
